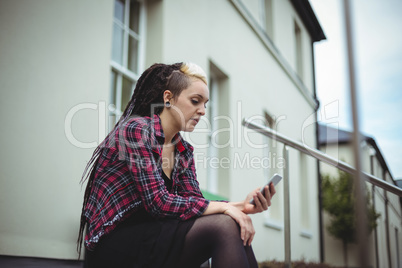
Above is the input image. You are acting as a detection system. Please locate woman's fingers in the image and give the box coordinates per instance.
[224,206,255,246]
[248,226,255,246]
[237,214,247,242]
[251,192,262,212]
[253,186,270,211]
[269,183,276,197]
[245,215,255,246]
[239,213,255,246]
[264,186,271,207]
[259,187,270,209]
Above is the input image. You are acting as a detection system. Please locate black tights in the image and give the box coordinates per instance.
[177,214,258,268]
[84,214,258,268]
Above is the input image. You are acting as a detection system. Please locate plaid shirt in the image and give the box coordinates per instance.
[83,114,209,250]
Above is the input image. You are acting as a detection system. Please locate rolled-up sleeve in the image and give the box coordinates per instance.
[121,119,209,220]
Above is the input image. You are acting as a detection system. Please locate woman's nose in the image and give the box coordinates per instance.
[198,105,206,116]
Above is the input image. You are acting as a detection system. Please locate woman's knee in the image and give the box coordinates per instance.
[213,214,238,227]
[200,214,240,238]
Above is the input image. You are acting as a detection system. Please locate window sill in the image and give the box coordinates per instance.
[264,218,283,231]
[299,229,313,239]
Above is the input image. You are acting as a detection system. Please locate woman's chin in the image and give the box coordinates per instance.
[183,128,195,132]
[183,124,196,132]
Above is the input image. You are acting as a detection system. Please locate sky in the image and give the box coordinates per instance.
[309,0,402,180]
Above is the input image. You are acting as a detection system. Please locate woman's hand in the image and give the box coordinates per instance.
[242,183,276,215]
[223,205,255,246]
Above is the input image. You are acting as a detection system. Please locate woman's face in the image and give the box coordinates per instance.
[170,78,209,132]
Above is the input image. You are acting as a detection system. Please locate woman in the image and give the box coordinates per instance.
[78,62,276,268]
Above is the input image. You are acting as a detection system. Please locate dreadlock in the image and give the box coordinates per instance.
[76,62,207,258]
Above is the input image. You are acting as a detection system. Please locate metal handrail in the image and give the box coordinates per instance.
[242,118,402,197]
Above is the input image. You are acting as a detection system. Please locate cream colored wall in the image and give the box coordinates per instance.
[320,144,353,176]
[320,142,402,268]
[0,0,113,260]
[152,0,320,262]
[320,144,373,267]
[374,185,402,268]
[383,173,402,268]
[322,211,377,267]
[274,0,315,92]
[145,0,164,67]
[0,0,322,262]
[371,171,402,268]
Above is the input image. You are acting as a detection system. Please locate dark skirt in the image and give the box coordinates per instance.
[85,211,195,268]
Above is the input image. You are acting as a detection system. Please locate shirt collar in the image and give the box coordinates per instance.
[152,114,189,153]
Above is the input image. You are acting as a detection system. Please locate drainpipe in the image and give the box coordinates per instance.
[370,150,379,268]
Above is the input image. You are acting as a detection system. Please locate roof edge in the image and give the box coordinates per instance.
[291,0,326,42]
[318,123,395,182]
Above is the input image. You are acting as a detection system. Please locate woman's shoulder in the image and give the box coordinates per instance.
[122,116,155,135]
[112,115,156,144]
[124,115,153,128]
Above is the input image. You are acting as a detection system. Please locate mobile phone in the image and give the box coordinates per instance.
[249,174,282,205]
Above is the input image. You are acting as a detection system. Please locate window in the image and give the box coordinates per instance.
[110,0,144,128]
[294,21,303,79]
[206,62,229,197]
[262,0,273,39]
[207,76,219,194]
[299,151,313,239]
[263,111,282,226]
[263,111,276,180]
[240,0,273,39]
[299,152,309,229]
[241,0,263,26]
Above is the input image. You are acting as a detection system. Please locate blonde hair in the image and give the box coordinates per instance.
[180,62,208,85]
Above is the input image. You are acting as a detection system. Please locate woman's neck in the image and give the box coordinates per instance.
[159,112,179,145]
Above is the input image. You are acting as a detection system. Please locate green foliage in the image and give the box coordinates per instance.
[321,170,381,245]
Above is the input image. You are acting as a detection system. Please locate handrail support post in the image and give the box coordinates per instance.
[283,145,291,268]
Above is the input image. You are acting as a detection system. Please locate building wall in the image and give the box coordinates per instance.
[320,141,402,268]
[0,0,114,260]
[150,0,320,262]
[377,171,402,268]
[0,0,321,262]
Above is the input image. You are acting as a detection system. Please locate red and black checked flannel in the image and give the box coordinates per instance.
[83,114,209,250]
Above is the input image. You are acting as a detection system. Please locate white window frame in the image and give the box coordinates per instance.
[207,76,219,194]
[240,0,273,38]
[262,0,273,38]
[110,0,146,127]
[262,111,284,229]
[294,20,303,80]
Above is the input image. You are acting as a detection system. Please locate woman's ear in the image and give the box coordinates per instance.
[163,90,173,103]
